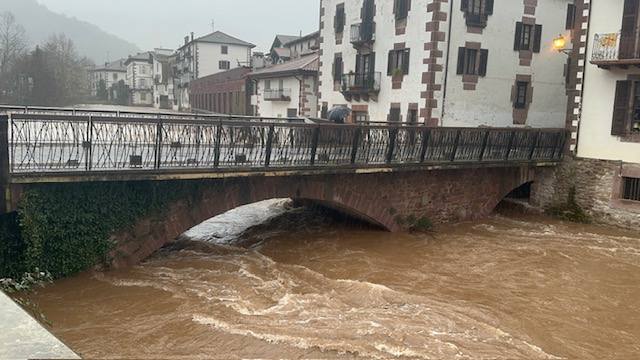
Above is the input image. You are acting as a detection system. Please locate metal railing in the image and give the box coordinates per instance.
[4,112,567,176]
[264,88,292,101]
[350,22,376,45]
[592,32,620,61]
[341,72,381,94]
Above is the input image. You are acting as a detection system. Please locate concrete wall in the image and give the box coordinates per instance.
[577,0,640,163]
[318,0,570,126]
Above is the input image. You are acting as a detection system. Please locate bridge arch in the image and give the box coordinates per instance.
[108,166,542,269]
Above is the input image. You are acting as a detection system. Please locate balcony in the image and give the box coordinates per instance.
[264,88,291,101]
[591,31,640,69]
[350,22,376,48]
[341,72,381,101]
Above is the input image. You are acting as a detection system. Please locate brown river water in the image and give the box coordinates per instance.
[27,201,640,359]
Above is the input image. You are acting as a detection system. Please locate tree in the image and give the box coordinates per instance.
[0,12,27,103]
[96,79,107,100]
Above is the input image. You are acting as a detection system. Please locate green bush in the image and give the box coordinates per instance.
[0,181,199,280]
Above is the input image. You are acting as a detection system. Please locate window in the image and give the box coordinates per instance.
[353,111,369,123]
[612,80,640,136]
[333,55,343,82]
[265,80,271,90]
[461,0,493,27]
[387,48,411,76]
[140,92,147,101]
[335,4,345,33]
[514,81,528,109]
[408,109,418,124]
[514,22,543,52]
[219,60,230,70]
[113,73,118,81]
[394,0,410,20]
[622,177,640,201]
[389,108,401,122]
[221,45,228,54]
[287,108,298,118]
[566,4,576,30]
[456,47,488,76]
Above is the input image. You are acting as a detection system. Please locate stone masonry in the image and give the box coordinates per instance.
[531,157,640,229]
[109,166,537,268]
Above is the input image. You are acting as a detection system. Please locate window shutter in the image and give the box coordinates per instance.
[369,52,376,76]
[485,0,494,15]
[460,0,468,12]
[612,80,632,136]
[457,47,465,75]
[478,49,488,77]
[355,54,362,74]
[387,51,394,75]
[566,4,576,30]
[514,22,523,51]
[620,0,639,59]
[402,49,410,75]
[533,25,543,53]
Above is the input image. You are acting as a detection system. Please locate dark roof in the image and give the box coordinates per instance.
[249,53,319,78]
[90,58,127,72]
[124,52,153,65]
[270,35,300,52]
[186,31,255,49]
[282,31,320,47]
[190,67,252,90]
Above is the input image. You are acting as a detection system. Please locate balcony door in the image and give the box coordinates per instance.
[620,0,640,59]
[355,53,376,88]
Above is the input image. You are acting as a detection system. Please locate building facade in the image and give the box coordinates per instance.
[190,67,253,115]
[88,59,126,99]
[533,0,640,228]
[176,31,255,110]
[125,52,154,106]
[152,49,178,110]
[249,53,319,118]
[318,0,572,126]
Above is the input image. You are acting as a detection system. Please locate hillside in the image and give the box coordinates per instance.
[0,0,139,64]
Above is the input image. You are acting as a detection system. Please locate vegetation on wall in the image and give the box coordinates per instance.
[546,186,592,224]
[0,181,201,280]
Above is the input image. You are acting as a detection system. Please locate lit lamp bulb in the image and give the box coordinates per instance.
[553,35,567,52]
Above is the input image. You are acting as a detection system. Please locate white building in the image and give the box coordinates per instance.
[151,49,178,110]
[249,53,319,118]
[538,0,639,226]
[125,52,154,106]
[176,31,255,110]
[318,0,572,126]
[88,59,126,99]
[269,32,320,64]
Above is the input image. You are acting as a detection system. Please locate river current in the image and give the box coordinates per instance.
[27,200,640,359]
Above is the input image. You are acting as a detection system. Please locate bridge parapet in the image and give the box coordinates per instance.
[0,112,567,183]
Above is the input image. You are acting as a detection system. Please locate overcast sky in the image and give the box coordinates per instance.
[35,0,320,53]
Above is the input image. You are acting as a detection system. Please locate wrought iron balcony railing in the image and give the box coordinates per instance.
[2,111,567,176]
[341,72,381,95]
[350,22,376,46]
[591,32,620,62]
[264,88,292,101]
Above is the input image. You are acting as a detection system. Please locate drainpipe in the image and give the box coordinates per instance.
[441,0,455,127]
[295,75,304,118]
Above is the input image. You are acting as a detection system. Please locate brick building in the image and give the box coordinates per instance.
[189,67,252,115]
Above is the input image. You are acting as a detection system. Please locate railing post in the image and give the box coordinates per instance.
[420,127,430,163]
[350,127,362,165]
[450,129,461,162]
[386,127,398,164]
[85,115,93,171]
[0,115,9,188]
[529,131,541,161]
[264,125,274,167]
[505,130,516,161]
[214,121,222,167]
[309,126,320,166]
[154,117,163,169]
[478,129,490,161]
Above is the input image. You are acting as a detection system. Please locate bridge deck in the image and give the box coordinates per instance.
[0,107,567,184]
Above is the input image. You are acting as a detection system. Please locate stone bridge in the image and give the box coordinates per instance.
[0,107,567,267]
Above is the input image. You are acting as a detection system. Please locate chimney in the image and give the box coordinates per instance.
[191,32,194,41]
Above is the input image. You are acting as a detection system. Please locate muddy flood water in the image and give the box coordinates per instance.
[26,200,640,359]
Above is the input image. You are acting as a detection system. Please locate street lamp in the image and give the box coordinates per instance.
[553,34,571,55]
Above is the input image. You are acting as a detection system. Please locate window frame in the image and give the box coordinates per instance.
[335,4,346,33]
[219,60,231,70]
[221,45,228,54]
[622,177,640,201]
[387,48,411,76]
[514,81,529,109]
